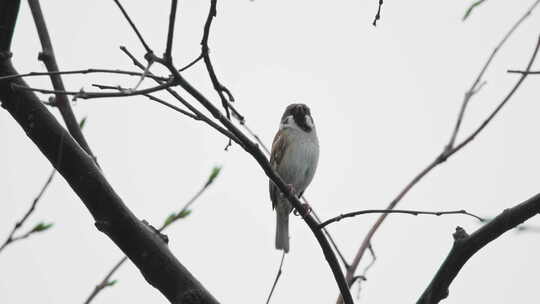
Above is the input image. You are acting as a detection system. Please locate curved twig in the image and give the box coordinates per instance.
[319,209,484,229]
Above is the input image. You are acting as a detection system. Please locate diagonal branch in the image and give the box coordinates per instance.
[417,193,540,304]
[0,168,55,254]
[112,0,152,54]
[28,0,97,161]
[83,166,221,304]
[119,46,243,147]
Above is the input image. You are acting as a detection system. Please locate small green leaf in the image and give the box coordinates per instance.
[106,280,118,287]
[463,0,486,21]
[205,166,222,187]
[164,213,177,226]
[31,222,53,233]
[177,209,192,219]
[79,116,88,129]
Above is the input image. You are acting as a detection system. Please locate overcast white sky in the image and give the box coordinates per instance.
[2,0,540,303]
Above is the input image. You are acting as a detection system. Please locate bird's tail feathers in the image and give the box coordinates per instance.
[275,208,290,253]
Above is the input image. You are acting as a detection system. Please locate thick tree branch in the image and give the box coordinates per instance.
[417,193,540,304]
[84,166,221,304]
[0,2,217,303]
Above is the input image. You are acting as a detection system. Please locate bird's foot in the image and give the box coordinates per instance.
[293,203,312,216]
[286,184,296,196]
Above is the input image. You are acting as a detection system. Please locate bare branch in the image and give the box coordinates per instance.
[463,0,487,21]
[28,0,97,161]
[311,207,350,268]
[84,256,126,304]
[340,3,540,299]
[91,83,198,120]
[112,0,152,54]
[180,54,203,72]
[418,193,540,303]
[0,2,218,301]
[0,168,55,254]
[448,0,540,150]
[12,78,177,100]
[319,209,484,229]
[0,68,168,82]
[265,252,286,304]
[372,0,383,26]
[507,69,540,75]
[164,0,178,62]
[119,46,243,147]
[83,166,221,304]
[201,0,234,119]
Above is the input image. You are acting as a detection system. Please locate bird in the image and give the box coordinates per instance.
[269,103,319,253]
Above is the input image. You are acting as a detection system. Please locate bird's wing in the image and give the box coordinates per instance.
[269,129,289,209]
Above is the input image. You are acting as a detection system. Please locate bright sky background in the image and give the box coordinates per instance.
[2,1,540,303]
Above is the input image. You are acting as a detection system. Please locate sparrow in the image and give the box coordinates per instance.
[269,103,319,253]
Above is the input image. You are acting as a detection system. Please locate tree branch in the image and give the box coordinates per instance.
[84,166,222,304]
[12,78,177,99]
[339,3,540,299]
[417,193,540,304]
[164,0,178,63]
[319,209,484,229]
[0,68,169,82]
[0,2,217,302]
[27,0,97,161]
[0,168,55,254]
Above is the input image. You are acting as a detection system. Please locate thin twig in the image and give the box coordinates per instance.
[12,79,176,100]
[91,83,198,119]
[0,68,168,82]
[179,54,203,72]
[339,3,540,300]
[448,0,540,150]
[265,251,286,304]
[163,0,178,63]
[372,0,383,26]
[507,69,540,75]
[240,123,271,155]
[131,61,152,91]
[201,0,234,119]
[0,168,55,254]
[112,0,152,54]
[320,209,483,229]
[83,256,126,304]
[310,206,350,269]
[119,46,243,147]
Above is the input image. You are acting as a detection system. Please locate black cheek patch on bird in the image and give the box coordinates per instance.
[293,112,312,132]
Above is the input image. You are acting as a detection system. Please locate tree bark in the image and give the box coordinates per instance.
[418,193,540,304]
[0,1,218,303]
